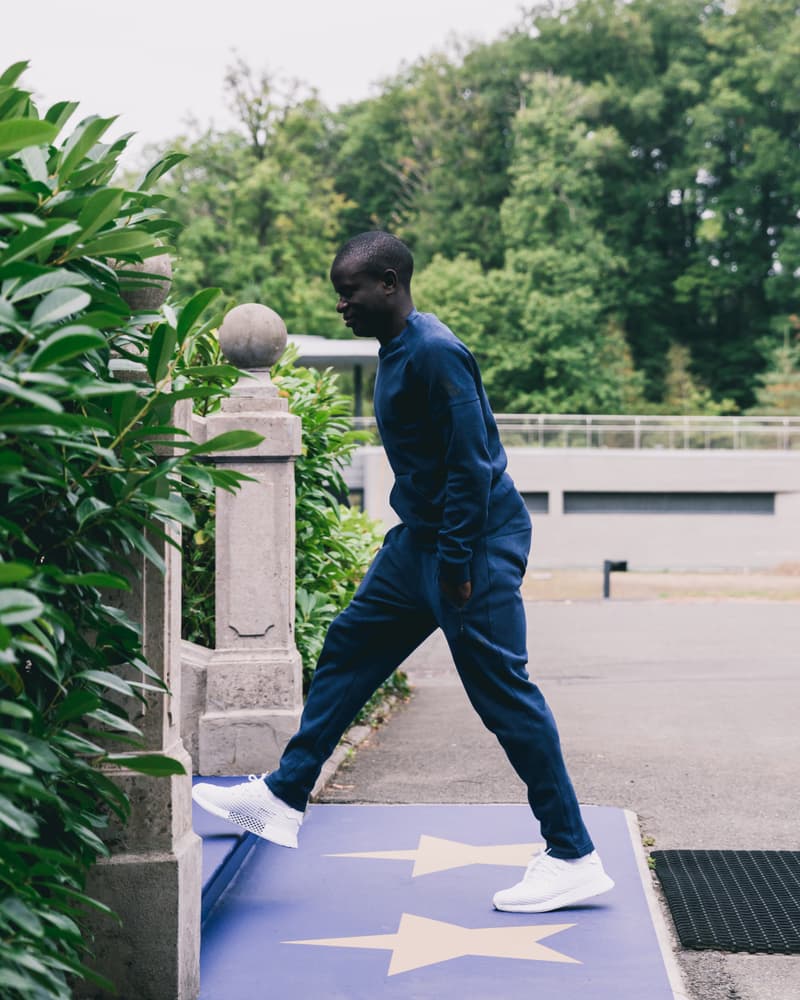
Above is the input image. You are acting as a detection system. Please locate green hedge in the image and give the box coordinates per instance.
[0,62,256,997]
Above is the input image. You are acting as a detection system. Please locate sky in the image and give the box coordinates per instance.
[2,0,530,166]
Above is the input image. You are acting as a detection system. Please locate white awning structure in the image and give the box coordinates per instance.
[287,334,378,371]
[286,335,378,415]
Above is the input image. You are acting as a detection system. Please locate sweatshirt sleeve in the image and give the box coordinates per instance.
[420,340,492,584]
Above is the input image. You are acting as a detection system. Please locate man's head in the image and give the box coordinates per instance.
[330,231,414,342]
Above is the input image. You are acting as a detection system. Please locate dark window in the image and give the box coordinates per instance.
[563,492,775,515]
[522,492,550,514]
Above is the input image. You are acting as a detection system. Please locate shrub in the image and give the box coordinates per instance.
[0,62,257,997]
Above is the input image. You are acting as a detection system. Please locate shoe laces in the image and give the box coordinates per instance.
[247,772,269,783]
[525,850,567,880]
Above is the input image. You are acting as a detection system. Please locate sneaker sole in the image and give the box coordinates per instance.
[492,873,615,913]
[191,786,299,849]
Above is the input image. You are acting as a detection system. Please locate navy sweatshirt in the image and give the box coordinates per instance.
[373,309,523,585]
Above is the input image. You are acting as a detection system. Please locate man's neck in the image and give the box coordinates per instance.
[377,300,414,346]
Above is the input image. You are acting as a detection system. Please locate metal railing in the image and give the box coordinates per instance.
[351,414,800,450]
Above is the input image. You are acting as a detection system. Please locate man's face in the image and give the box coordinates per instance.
[330,258,393,339]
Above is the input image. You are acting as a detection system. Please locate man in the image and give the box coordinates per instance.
[193,231,614,913]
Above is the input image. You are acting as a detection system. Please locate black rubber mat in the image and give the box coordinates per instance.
[652,850,800,953]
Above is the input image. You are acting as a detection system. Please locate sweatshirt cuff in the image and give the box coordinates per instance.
[438,557,472,586]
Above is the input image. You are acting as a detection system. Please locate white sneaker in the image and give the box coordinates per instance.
[191,774,303,848]
[492,850,614,913]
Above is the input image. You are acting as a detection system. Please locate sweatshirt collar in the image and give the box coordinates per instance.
[378,308,418,357]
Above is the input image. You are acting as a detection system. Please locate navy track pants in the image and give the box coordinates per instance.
[267,508,594,859]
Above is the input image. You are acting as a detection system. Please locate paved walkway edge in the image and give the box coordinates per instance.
[310,722,374,801]
[624,809,691,1000]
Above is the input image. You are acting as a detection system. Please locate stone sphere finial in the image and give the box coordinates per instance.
[116,253,173,311]
[218,303,287,369]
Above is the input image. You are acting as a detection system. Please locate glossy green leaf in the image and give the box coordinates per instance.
[76,670,135,697]
[0,62,28,87]
[57,115,117,182]
[137,152,187,191]
[18,144,49,184]
[87,708,140,734]
[76,496,111,525]
[54,688,100,723]
[0,751,33,776]
[0,118,58,156]
[0,377,62,411]
[2,211,45,228]
[0,589,43,626]
[176,287,220,342]
[31,287,91,328]
[0,699,33,720]
[0,970,37,992]
[74,227,154,260]
[44,100,79,131]
[0,562,33,584]
[10,269,91,303]
[107,753,186,777]
[0,792,39,837]
[30,326,106,369]
[0,184,37,205]
[2,220,80,266]
[113,519,166,571]
[146,322,178,382]
[147,494,195,527]
[61,572,129,590]
[0,898,44,938]
[0,408,101,431]
[48,886,116,917]
[186,429,264,456]
[75,187,124,243]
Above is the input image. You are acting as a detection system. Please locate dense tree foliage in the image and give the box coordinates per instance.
[158,0,800,413]
[158,60,349,336]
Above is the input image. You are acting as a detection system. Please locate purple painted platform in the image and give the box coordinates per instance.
[192,777,257,923]
[198,803,677,999]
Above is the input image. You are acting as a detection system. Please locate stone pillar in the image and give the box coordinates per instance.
[81,359,201,1000]
[198,304,304,775]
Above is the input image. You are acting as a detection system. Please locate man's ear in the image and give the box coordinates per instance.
[382,268,399,293]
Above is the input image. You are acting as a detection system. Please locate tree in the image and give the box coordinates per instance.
[749,326,800,414]
[158,61,348,335]
[669,0,800,403]
[152,1,800,411]
[331,30,539,270]
[658,343,738,414]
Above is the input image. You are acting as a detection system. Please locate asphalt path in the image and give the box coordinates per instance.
[320,600,800,1000]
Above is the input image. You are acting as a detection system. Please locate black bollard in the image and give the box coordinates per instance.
[603,559,628,599]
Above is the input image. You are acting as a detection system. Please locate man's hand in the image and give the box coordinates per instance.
[440,578,472,608]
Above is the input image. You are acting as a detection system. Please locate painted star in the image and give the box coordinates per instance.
[328,834,543,876]
[286,913,580,975]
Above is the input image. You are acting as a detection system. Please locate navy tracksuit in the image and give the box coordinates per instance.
[267,310,594,859]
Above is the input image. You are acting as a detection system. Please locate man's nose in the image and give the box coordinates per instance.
[336,296,348,313]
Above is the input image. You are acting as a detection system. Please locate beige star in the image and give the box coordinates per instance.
[328,834,543,876]
[286,913,579,975]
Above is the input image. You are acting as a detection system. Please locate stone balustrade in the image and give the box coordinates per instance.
[181,303,303,775]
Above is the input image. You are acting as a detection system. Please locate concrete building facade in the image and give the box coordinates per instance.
[350,444,800,571]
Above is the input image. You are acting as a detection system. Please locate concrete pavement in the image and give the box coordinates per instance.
[320,600,800,1000]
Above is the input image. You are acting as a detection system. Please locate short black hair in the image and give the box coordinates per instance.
[331,231,414,290]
